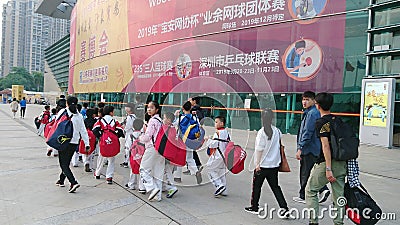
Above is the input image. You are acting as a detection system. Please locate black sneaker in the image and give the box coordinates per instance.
[46,149,52,157]
[94,172,100,179]
[55,180,65,187]
[214,185,226,196]
[78,155,83,162]
[84,164,92,172]
[182,170,191,175]
[106,178,113,184]
[138,189,146,194]
[120,162,128,168]
[244,206,261,215]
[68,183,80,193]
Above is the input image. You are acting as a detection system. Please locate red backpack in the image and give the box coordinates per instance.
[130,137,145,174]
[99,118,121,157]
[44,119,55,138]
[216,137,246,174]
[79,128,96,155]
[46,110,70,142]
[154,124,186,166]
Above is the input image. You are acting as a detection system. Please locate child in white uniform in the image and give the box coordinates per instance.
[206,116,229,197]
[121,103,136,168]
[162,112,178,198]
[125,118,144,190]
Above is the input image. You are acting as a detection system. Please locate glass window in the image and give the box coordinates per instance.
[374,7,400,27]
[372,32,392,50]
[374,0,393,4]
[392,56,400,74]
[370,56,392,75]
[393,31,400,49]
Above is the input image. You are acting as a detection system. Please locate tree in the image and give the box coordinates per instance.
[32,72,44,92]
[0,67,36,91]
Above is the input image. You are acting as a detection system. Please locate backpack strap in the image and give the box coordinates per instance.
[151,116,163,144]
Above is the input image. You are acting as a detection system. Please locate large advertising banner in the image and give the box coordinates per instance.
[70,0,346,94]
[70,0,133,93]
[363,82,389,127]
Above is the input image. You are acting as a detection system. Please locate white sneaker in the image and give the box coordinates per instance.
[148,188,160,201]
[151,195,162,202]
[292,196,306,204]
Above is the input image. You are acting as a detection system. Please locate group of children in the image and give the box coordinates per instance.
[38,99,232,202]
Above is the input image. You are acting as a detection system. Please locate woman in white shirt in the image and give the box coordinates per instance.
[245,109,290,217]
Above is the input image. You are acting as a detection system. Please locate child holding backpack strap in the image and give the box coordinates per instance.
[93,106,124,184]
[139,101,164,201]
[205,116,229,197]
[125,118,144,190]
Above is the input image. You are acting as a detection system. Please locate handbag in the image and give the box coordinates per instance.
[278,145,291,172]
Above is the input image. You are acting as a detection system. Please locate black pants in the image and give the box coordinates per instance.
[58,144,79,185]
[20,107,26,118]
[251,167,288,210]
[299,154,329,199]
[193,151,202,167]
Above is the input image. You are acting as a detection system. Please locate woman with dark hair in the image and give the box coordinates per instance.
[245,109,291,218]
[55,96,90,193]
[139,101,164,201]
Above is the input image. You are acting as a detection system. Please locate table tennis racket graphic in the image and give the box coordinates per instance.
[305,57,312,66]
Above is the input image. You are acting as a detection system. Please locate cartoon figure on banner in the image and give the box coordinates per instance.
[289,0,328,24]
[282,39,323,81]
[176,54,192,80]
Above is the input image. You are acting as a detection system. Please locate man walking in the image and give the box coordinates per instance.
[20,97,27,118]
[306,92,346,225]
[293,91,330,204]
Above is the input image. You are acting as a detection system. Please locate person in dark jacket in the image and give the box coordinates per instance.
[293,91,330,204]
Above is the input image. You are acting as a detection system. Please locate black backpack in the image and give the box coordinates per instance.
[327,116,359,161]
[344,182,382,225]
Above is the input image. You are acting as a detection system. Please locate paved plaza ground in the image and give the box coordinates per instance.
[0,104,399,225]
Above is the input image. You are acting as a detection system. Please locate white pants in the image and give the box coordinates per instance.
[164,161,177,191]
[174,166,182,179]
[71,151,80,167]
[207,157,226,190]
[127,171,144,190]
[186,148,198,175]
[82,152,94,167]
[140,147,165,198]
[124,137,132,164]
[95,154,115,179]
[37,123,46,135]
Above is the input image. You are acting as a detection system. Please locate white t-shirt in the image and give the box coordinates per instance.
[254,126,282,168]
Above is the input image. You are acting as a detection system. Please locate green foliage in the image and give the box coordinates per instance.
[0,67,44,91]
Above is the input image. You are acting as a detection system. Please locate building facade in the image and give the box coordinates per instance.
[38,1,400,147]
[367,0,400,146]
[1,0,70,77]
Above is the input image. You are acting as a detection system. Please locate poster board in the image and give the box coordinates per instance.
[359,78,395,147]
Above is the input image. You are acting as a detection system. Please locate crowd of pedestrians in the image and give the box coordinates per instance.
[33,92,358,225]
